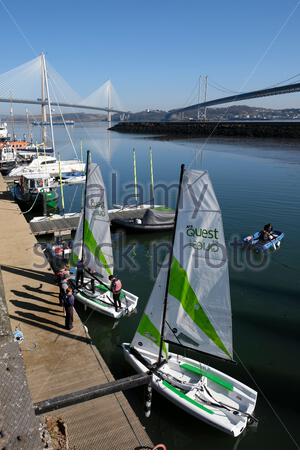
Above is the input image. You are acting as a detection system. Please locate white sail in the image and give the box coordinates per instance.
[82,163,113,279]
[131,264,169,362]
[164,169,233,361]
[70,212,83,266]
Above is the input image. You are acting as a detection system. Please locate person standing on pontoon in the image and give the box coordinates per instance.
[76,259,84,287]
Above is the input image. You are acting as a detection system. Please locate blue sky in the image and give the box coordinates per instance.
[1,0,300,111]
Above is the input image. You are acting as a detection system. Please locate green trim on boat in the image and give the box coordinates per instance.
[137,313,168,359]
[162,380,214,415]
[168,256,231,358]
[180,363,234,391]
[83,219,112,276]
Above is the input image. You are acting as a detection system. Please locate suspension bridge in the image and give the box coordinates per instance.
[1,53,300,123]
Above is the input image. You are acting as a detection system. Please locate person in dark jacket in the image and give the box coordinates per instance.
[76,259,84,287]
[259,223,274,242]
[109,274,122,312]
[63,287,74,330]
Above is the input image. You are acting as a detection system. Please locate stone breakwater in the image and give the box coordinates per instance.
[110,121,300,138]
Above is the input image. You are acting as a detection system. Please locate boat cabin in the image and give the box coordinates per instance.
[19,172,53,194]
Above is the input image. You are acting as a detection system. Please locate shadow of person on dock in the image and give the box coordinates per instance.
[23,284,58,298]
[1,265,55,284]
[11,289,60,309]
[9,314,92,344]
[14,309,65,329]
[11,299,62,317]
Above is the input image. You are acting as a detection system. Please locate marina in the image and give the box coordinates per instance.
[0,173,152,450]
[0,1,300,460]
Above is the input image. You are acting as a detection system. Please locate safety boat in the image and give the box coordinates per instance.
[69,152,138,319]
[12,172,58,211]
[122,166,258,437]
[111,207,175,233]
[243,230,284,253]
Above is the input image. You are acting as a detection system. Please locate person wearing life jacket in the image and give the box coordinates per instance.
[109,274,122,312]
[259,223,274,242]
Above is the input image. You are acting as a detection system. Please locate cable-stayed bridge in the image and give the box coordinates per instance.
[1,54,300,121]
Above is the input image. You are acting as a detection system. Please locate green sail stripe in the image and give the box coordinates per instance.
[168,256,231,358]
[137,313,168,358]
[180,363,233,391]
[162,380,214,415]
[83,219,112,276]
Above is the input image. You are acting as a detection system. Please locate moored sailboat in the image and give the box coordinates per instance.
[122,165,257,437]
[70,152,138,319]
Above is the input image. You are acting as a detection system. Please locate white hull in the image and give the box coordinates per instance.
[9,159,85,177]
[122,344,257,437]
[73,278,138,319]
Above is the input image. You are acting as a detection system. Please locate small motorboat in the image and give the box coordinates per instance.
[111,207,175,233]
[243,230,285,253]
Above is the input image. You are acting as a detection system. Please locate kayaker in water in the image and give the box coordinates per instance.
[259,223,274,242]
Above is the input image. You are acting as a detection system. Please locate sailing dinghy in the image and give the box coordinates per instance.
[123,165,257,437]
[70,153,138,319]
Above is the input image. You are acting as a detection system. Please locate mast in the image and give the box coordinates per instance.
[42,53,56,157]
[197,75,201,121]
[203,75,208,121]
[149,146,154,207]
[107,81,111,128]
[133,148,138,205]
[58,152,65,214]
[40,53,47,144]
[10,94,15,140]
[157,164,185,366]
[81,150,91,263]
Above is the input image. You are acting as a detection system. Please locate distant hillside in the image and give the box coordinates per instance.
[2,105,300,123]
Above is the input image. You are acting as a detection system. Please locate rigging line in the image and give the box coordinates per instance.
[234,348,299,449]
[241,0,300,92]
[48,75,79,160]
[0,0,37,56]
[189,1,300,158]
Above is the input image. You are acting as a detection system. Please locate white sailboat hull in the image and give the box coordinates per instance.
[122,344,257,437]
[73,278,138,319]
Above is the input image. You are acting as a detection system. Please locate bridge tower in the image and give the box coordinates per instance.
[107,80,112,128]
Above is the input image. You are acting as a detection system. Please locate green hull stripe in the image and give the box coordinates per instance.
[180,363,233,391]
[162,380,214,415]
[168,257,231,358]
[84,219,112,276]
[137,313,168,359]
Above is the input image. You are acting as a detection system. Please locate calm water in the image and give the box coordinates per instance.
[21,122,300,449]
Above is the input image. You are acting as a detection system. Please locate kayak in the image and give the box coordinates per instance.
[243,230,285,253]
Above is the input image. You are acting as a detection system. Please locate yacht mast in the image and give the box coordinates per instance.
[40,53,47,144]
[42,53,56,157]
[157,164,185,366]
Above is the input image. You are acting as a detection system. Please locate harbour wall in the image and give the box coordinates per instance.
[110,120,300,138]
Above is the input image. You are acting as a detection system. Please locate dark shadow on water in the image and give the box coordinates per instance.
[9,314,92,344]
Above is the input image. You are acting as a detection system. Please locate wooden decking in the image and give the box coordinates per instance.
[0,175,152,450]
[29,207,152,236]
